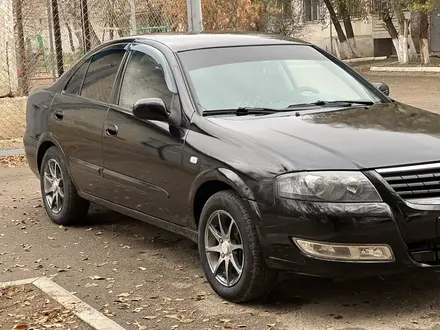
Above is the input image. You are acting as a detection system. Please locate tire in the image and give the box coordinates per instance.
[198,190,277,303]
[40,146,90,226]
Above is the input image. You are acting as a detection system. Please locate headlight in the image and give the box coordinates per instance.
[276,171,382,202]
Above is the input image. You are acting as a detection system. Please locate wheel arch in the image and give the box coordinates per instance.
[190,168,256,227]
[36,133,79,190]
[36,133,66,173]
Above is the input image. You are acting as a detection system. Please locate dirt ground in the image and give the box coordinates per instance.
[0,284,92,329]
[2,73,440,330]
[362,72,440,114]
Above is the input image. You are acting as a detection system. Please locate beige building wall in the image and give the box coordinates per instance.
[292,0,393,59]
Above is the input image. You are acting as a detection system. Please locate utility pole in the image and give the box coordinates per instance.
[186,0,203,33]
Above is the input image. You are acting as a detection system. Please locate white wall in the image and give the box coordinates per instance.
[0,0,18,97]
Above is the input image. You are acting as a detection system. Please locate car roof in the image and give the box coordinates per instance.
[117,32,309,52]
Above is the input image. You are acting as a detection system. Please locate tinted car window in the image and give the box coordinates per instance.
[118,50,172,109]
[64,60,89,95]
[81,49,125,103]
[178,45,382,111]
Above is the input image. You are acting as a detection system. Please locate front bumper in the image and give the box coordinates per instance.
[253,170,440,278]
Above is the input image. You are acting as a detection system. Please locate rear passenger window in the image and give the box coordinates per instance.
[81,49,125,103]
[64,60,89,95]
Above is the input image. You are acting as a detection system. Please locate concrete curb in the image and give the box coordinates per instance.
[343,56,388,63]
[371,66,440,72]
[0,148,25,156]
[0,277,126,330]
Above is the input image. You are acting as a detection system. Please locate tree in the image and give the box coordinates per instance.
[377,0,415,64]
[12,0,28,95]
[335,0,362,57]
[412,0,434,65]
[378,0,438,65]
[322,0,357,58]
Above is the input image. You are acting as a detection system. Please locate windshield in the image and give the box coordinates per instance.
[177,45,383,112]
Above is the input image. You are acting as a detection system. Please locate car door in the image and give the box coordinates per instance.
[102,43,191,227]
[50,43,128,198]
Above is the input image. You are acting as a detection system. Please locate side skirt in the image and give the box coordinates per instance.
[78,191,198,243]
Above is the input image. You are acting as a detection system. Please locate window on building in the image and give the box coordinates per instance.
[304,0,321,22]
[347,0,363,18]
[81,49,125,103]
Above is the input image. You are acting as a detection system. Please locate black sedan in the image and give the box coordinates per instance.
[24,32,440,303]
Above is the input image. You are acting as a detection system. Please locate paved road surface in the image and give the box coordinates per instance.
[2,73,440,330]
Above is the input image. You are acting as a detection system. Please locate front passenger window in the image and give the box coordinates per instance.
[118,51,172,109]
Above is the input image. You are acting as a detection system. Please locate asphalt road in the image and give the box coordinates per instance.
[2,73,440,330]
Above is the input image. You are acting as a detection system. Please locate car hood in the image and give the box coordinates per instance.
[205,102,440,171]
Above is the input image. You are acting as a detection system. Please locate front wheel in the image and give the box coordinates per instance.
[198,190,277,303]
[40,146,90,226]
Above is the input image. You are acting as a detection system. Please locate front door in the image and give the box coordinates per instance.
[102,44,191,227]
[51,44,127,198]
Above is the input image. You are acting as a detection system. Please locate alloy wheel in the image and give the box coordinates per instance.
[204,210,244,287]
[43,159,64,214]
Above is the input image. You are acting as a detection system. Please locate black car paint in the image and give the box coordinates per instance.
[24,33,440,278]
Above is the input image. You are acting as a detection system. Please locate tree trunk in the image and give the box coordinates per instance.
[381,12,402,62]
[402,18,409,64]
[419,10,430,65]
[322,0,354,58]
[51,0,64,76]
[395,7,409,64]
[12,0,28,95]
[81,0,91,52]
[338,0,362,58]
[408,32,417,62]
[65,23,75,52]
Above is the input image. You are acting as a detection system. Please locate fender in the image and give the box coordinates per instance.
[188,167,265,233]
[188,167,255,205]
[36,132,79,189]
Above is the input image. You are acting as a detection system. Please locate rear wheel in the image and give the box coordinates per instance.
[40,146,89,225]
[198,190,277,303]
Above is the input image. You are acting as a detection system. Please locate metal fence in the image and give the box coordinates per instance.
[0,0,189,151]
[0,0,295,151]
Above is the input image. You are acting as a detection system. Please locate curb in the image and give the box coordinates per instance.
[0,148,25,156]
[0,277,126,330]
[343,56,388,63]
[370,66,440,72]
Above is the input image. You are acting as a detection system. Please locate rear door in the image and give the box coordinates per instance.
[50,43,128,198]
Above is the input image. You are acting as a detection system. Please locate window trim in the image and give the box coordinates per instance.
[62,59,90,96]
[114,43,178,111]
[60,43,129,105]
[79,48,127,104]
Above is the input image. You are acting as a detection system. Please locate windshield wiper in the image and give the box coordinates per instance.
[287,100,374,108]
[202,107,279,117]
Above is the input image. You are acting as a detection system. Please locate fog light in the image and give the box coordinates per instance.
[293,238,394,261]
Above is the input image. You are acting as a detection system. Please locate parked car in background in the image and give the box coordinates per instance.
[24,32,440,303]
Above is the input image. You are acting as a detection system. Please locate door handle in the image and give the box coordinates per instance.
[54,110,64,120]
[105,124,118,137]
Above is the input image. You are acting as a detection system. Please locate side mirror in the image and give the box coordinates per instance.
[133,98,170,122]
[372,82,390,96]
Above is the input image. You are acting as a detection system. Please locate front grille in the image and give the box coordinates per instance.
[376,162,440,200]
